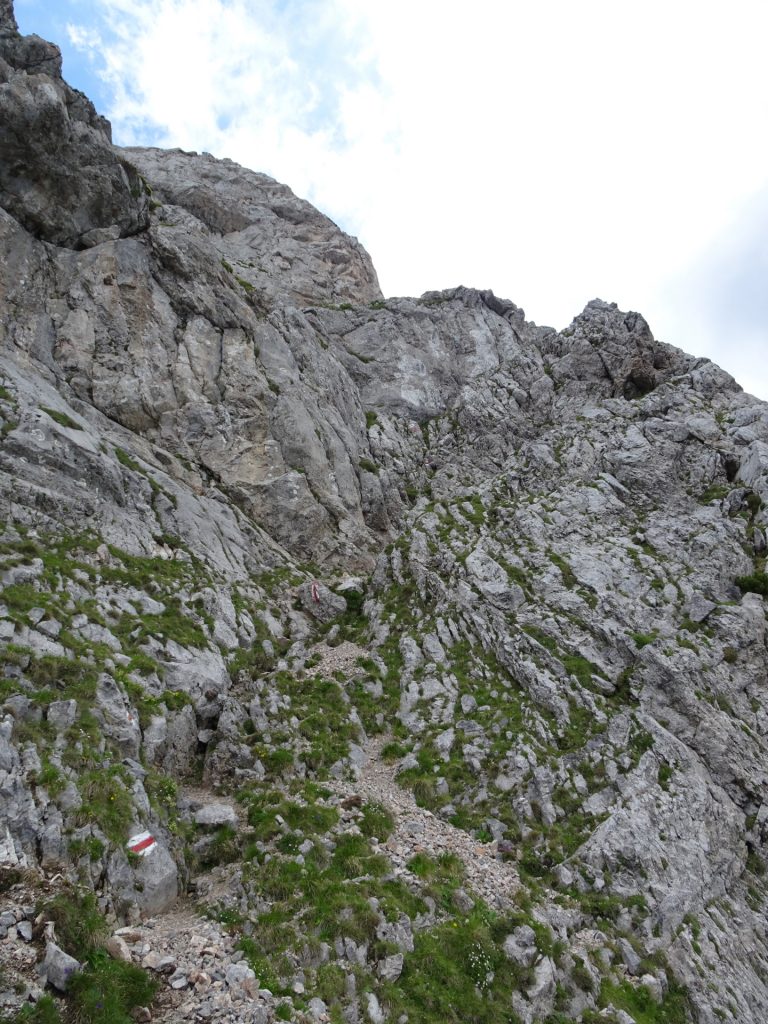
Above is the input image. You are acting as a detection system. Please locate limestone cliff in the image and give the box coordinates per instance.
[1,5,768,1024]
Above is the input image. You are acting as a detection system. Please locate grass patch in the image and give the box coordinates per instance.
[736,572,768,597]
[359,801,395,840]
[599,978,690,1023]
[40,407,83,430]
[69,955,157,1024]
[631,631,657,648]
[380,906,537,1024]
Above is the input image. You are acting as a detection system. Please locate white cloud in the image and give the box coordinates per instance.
[66,23,103,50]
[68,0,768,397]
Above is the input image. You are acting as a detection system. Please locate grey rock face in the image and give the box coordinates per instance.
[299,580,347,622]
[1,5,768,1022]
[108,841,179,916]
[0,20,149,247]
[125,146,382,308]
[0,1,18,31]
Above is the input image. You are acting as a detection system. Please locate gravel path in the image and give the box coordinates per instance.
[336,735,520,911]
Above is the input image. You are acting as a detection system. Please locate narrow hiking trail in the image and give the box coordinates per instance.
[309,639,521,907]
[84,652,523,1024]
[336,733,521,910]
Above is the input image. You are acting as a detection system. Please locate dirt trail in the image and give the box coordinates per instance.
[335,734,520,910]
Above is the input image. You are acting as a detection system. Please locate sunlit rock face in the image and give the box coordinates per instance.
[2,3,768,1022]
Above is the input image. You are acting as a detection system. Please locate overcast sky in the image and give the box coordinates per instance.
[15,0,768,400]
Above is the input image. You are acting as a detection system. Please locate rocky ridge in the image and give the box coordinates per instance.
[1,4,768,1024]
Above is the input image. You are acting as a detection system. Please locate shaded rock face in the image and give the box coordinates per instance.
[0,0,17,33]
[2,4,768,1023]
[0,10,149,247]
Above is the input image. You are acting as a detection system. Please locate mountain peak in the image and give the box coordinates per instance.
[1,9,767,1024]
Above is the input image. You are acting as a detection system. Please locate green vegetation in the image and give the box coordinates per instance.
[599,978,690,1023]
[75,767,134,843]
[240,671,359,780]
[41,889,108,957]
[22,890,158,1024]
[69,957,156,1024]
[114,447,140,471]
[379,905,547,1024]
[359,801,395,840]
[698,484,730,504]
[736,572,768,597]
[40,407,83,430]
[631,631,657,648]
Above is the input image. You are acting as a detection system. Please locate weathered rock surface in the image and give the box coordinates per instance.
[0,5,149,247]
[1,3,768,1023]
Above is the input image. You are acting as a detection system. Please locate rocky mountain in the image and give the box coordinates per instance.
[1,5,768,1024]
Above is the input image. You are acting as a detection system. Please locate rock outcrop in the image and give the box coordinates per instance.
[1,4,768,1023]
[0,2,149,247]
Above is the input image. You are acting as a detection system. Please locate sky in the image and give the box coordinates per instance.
[14,0,768,400]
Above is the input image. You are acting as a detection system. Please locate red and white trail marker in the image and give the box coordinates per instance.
[127,831,157,858]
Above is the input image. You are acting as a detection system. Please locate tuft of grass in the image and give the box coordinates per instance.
[14,996,62,1024]
[114,447,140,471]
[69,955,157,1024]
[599,978,690,1024]
[359,801,395,840]
[39,890,108,960]
[736,572,768,597]
[381,741,408,762]
[40,407,83,430]
[698,484,730,504]
[631,631,657,648]
[74,767,134,844]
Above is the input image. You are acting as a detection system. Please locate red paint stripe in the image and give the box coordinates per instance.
[129,835,156,853]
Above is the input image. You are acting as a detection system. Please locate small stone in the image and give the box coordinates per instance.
[47,700,77,732]
[687,594,717,623]
[143,953,176,973]
[308,996,328,1020]
[106,936,133,962]
[378,953,404,982]
[641,973,664,1003]
[225,962,259,998]
[366,991,385,1024]
[194,803,238,828]
[17,920,33,942]
[503,926,538,967]
[619,938,642,976]
[38,618,62,638]
[43,942,81,992]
